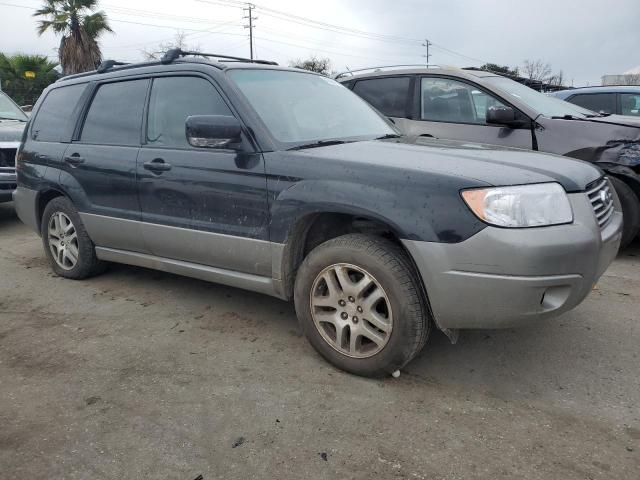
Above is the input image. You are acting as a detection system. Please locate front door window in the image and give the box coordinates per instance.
[421,77,508,124]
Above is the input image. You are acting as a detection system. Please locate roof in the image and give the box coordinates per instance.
[335,65,499,82]
[57,49,284,83]
[335,65,566,92]
[551,85,640,98]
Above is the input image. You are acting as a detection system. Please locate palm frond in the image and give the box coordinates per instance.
[83,11,113,38]
[33,0,110,75]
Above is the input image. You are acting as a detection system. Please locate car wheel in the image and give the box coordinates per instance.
[294,233,430,377]
[41,196,106,279]
[609,176,640,249]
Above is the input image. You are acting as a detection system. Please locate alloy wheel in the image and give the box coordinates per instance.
[309,263,393,358]
[48,212,79,270]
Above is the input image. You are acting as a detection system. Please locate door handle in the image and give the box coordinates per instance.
[143,158,172,173]
[64,154,85,166]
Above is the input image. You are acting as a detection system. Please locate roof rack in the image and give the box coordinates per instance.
[334,64,446,79]
[160,48,278,65]
[96,60,129,73]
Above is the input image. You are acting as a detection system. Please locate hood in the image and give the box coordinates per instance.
[536,116,640,169]
[0,120,26,143]
[295,138,602,192]
[578,114,640,129]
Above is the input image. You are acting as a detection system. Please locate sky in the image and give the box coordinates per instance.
[1,0,639,86]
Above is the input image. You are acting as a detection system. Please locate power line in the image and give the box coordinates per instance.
[429,41,490,65]
[195,0,246,10]
[108,22,241,50]
[254,35,422,63]
[253,3,423,45]
[104,4,238,26]
[256,26,424,60]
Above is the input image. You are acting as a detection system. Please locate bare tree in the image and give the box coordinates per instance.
[142,32,200,60]
[522,59,552,82]
[479,63,519,77]
[548,70,565,86]
[289,56,332,76]
[622,73,640,86]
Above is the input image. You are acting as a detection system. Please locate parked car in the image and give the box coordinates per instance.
[14,51,622,376]
[0,90,28,203]
[337,67,640,248]
[549,85,640,117]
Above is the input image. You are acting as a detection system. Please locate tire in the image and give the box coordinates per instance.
[41,196,106,279]
[294,233,430,377]
[609,176,640,250]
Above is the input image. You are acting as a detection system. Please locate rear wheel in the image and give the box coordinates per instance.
[609,176,640,249]
[41,197,106,279]
[294,233,430,377]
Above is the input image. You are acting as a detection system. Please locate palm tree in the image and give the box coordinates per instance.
[33,0,113,75]
[0,54,59,105]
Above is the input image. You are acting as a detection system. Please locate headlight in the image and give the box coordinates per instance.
[461,182,573,228]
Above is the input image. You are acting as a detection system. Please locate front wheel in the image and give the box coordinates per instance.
[609,176,640,249]
[294,234,430,377]
[41,196,106,279]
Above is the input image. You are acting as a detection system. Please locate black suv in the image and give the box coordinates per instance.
[14,51,622,377]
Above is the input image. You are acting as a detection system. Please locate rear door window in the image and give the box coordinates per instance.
[568,93,616,114]
[80,79,148,145]
[31,84,86,142]
[620,93,640,116]
[352,77,411,117]
[146,76,232,148]
[421,77,508,124]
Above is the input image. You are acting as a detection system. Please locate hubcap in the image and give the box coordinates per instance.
[310,263,393,358]
[48,212,79,270]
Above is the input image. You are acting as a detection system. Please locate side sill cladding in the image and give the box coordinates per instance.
[95,247,288,300]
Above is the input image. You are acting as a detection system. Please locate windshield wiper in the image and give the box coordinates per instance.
[551,114,584,120]
[374,133,403,140]
[0,116,26,122]
[288,139,353,151]
[552,113,613,120]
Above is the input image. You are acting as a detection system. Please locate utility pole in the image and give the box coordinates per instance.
[243,3,257,60]
[422,39,432,66]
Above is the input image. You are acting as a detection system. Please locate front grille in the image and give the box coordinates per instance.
[0,148,17,168]
[586,177,615,228]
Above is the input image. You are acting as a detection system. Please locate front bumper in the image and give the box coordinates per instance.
[403,192,623,329]
[0,170,16,203]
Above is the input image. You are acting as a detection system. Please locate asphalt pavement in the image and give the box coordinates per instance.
[0,202,638,479]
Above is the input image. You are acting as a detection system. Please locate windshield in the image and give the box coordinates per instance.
[0,92,28,121]
[228,69,395,145]
[485,76,597,118]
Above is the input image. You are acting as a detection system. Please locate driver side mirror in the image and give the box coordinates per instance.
[486,106,524,127]
[185,115,242,149]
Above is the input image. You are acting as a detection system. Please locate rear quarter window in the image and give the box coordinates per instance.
[352,77,411,117]
[31,84,86,142]
[568,93,616,114]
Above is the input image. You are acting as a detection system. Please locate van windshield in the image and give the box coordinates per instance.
[228,69,395,146]
[0,92,28,121]
[485,76,597,118]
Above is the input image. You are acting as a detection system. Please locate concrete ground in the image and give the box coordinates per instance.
[0,201,638,480]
